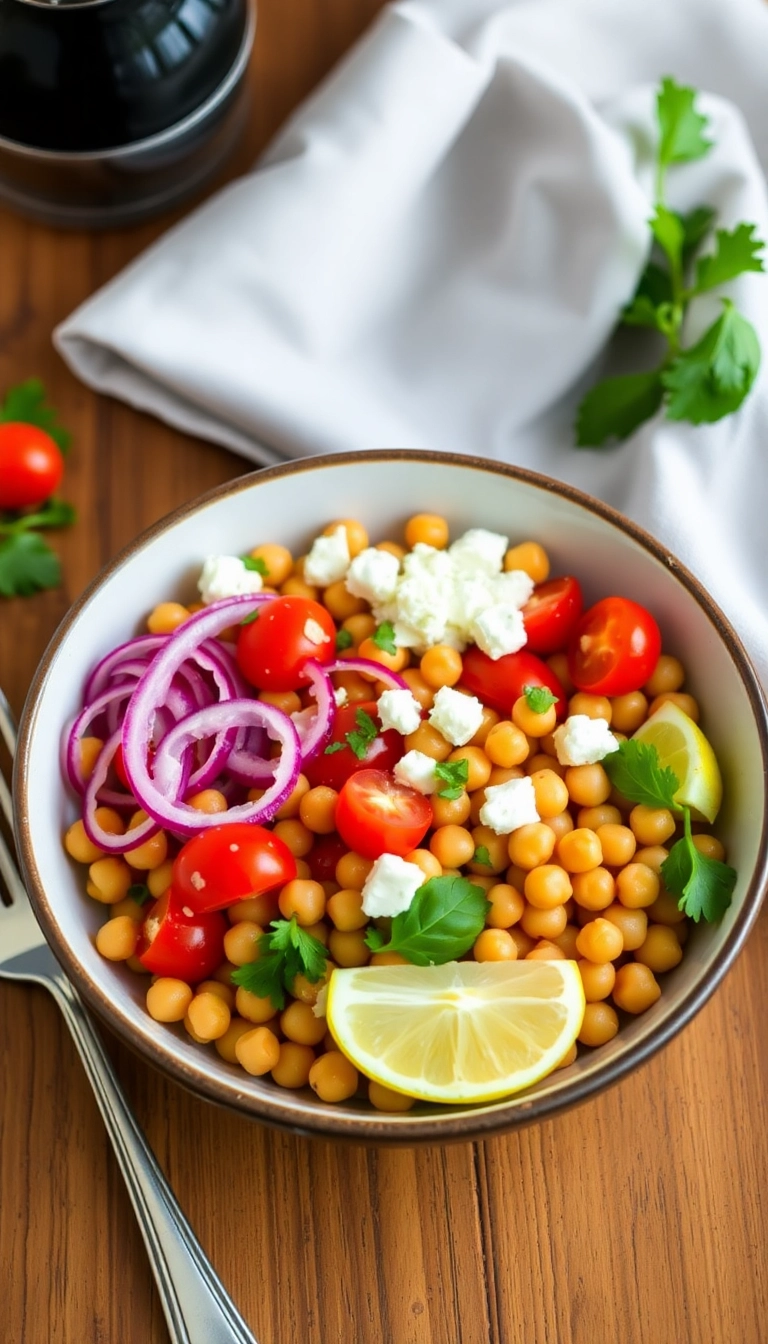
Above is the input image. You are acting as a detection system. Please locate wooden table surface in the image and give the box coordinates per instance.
[1,4,767,1342]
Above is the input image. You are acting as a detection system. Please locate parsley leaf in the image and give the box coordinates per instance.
[1,498,76,532]
[662,300,761,423]
[0,531,61,597]
[324,740,346,755]
[434,758,469,800]
[656,76,712,168]
[680,205,717,263]
[0,379,72,453]
[602,739,680,811]
[575,372,664,447]
[346,709,378,760]
[661,814,736,922]
[693,223,765,294]
[364,876,489,966]
[651,205,685,275]
[231,916,328,1009]
[372,621,397,655]
[472,845,493,869]
[127,883,152,906]
[241,554,268,575]
[335,628,353,652]
[523,684,558,714]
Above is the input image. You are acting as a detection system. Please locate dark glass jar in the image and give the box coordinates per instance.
[0,0,254,225]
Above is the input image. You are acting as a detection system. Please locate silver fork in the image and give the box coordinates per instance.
[0,688,258,1344]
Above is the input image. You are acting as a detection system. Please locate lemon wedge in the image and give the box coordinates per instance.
[325,960,585,1104]
[631,700,723,823]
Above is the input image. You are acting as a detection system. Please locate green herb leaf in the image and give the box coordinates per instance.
[635,261,675,307]
[680,206,718,263]
[661,819,736,922]
[0,531,61,597]
[232,947,287,1009]
[346,708,379,760]
[241,609,260,625]
[657,76,712,167]
[692,223,766,294]
[372,621,397,655]
[650,204,686,274]
[602,739,680,812]
[324,740,346,755]
[472,845,493,869]
[0,497,76,534]
[127,883,152,906]
[0,379,72,453]
[621,295,666,330]
[335,628,354,652]
[434,758,469,800]
[364,876,489,966]
[662,300,761,423]
[523,684,558,714]
[231,916,328,1009]
[575,372,665,448]
[241,554,268,575]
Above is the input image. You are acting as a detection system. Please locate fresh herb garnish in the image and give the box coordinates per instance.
[603,739,736,921]
[240,609,260,625]
[576,77,764,447]
[372,620,397,655]
[434,758,469,800]
[0,378,71,453]
[523,684,558,714]
[472,845,493,869]
[127,883,152,906]
[364,876,490,965]
[241,554,268,575]
[335,628,354,652]
[231,915,328,1009]
[346,709,379,760]
[0,382,75,598]
[324,740,346,754]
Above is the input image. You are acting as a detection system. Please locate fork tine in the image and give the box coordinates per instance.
[0,691,28,907]
[0,687,17,755]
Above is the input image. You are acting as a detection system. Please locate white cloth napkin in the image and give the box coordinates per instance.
[55,0,768,686]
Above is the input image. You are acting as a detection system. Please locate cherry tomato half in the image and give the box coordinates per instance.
[137,888,227,981]
[568,596,661,696]
[461,646,567,720]
[0,422,64,510]
[521,575,583,656]
[172,822,297,914]
[303,701,405,791]
[334,768,433,859]
[236,596,336,692]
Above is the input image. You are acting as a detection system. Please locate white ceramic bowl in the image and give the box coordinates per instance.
[14,452,768,1142]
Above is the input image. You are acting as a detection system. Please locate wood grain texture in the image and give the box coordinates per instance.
[1,3,767,1341]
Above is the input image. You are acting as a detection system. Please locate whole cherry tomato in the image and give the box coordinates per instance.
[303,701,405,790]
[172,822,297,914]
[568,596,661,696]
[334,768,433,860]
[521,575,583,656]
[306,833,348,883]
[461,646,567,720]
[0,422,64,509]
[137,889,227,981]
[236,596,336,692]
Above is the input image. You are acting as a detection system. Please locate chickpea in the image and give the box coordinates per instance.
[602,903,648,951]
[646,889,687,926]
[368,1081,416,1112]
[197,980,235,1009]
[595,824,636,868]
[324,888,365,932]
[524,865,573,910]
[186,991,231,1042]
[615,862,660,910]
[578,1002,619,1047]
[280,1000,328,1046]
[278,879,326,926]
[468,826,508,875]
[556,828,603,874]
[647,692,700,723]
[64,808,124,863]
[635,925,684,973]
[484,721,530,768]
[692,833,726,862]
[577,804,622,830]
[568,693,612,723]
[236,1026,281,1076]
[95,915,138,961]
[609,692,649,734]
[110,896,146,923]
[404,721,452,761]
[508,926,536,959]
[267,774,310,820]
[520,902,568,941]
[147,602,190,634]
[449,746,492,792]
[544,811,575,843]
[547,653,574,697]
[235,987,278,1025]
[247,542,293,586]
[571,867,615,912]
[322,519,368,558]
[575,917,624,964]
[369,952,409,966]
[486,883,525,928]
[431,791,472,827]
[146,978,193,1023]
[420,645,463,688]
[259,690,302,715]
[644,655,685,697]
[309,1051,359,1103]
[504,541,549,582]
[629,805,677,847]
[577,959,617,1003]
[552,924,581,959]
[77,736,104,781]
[473,929,517,961]
[124,826,168,872]
[633,845,670,875]
[529,769,570,818]
[404,513,449,549]
[335,851,374,890]
[555,1042,578,1070]
[429,825,475,869]
[612,963,661,1014]
[512,696,557,738]
[299,786,339,835]
[87,856,133,905]
[526,752,566,779]
[223,921,263,966]
[215,1017,254,1065]
[376,540,406,561]
[338,632,377,665]
[323,580,366,621]
[401,669,436,710]
[328,929,371,968]
[507,823,556,871]
[565,763,612,807]
[147,860,174,898]
[469,705,500,748]
[526,940,566,961]
[228,893,280,926]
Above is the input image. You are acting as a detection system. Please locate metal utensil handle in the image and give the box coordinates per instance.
[48,972,258,1344]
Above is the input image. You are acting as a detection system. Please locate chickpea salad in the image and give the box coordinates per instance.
[62,514,736,1109]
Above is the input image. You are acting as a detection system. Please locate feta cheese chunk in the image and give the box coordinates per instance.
[361,853,425,918]
[345,547,400,605]
[333,686,348,707]
[303,525,350,587]
[198,555,263,604]
[449,528,508,575]
[479,776,540,835]
[394,750,439,795]
[471,606,527,660]
[376,689,422,736]
[428,686,484,747]
[553,715,619,766]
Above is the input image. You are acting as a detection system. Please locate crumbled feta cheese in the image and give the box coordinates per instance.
[428,686,484,747]
[198,555,263,604]
[471,606,527,660]
[392,545,454,649]
[361,853,425,918]
[376,689,422,736]
[553,715,619,766]
[303,526,350,587]
[393,750,439,794]
[334,686,348,707]
[492,569,535,607]
[304,617,330,646]
[449,528,508,575]
[479,776,540,835]
[345,547,400,604]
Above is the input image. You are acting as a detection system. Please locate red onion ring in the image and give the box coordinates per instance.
[325,656,408,690]
[81,730,160,853]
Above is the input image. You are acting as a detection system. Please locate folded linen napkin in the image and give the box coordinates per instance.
[55,0,768,685]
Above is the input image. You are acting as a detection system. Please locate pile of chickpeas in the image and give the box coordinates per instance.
[63,512,728,1110]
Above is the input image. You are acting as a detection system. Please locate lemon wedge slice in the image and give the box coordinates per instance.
[631,700,723,823]
[325,960,585,1104]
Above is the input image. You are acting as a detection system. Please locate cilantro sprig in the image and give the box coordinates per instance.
[365,876,489,965]
[241,554,268,576]
[471,845,493,869]
[603,738,736,922]
[0,496,76,598]
[576,77,764,447]
[1,379,71,453]
[434,758,469,800]
[323,707,379,760]
[231,915,328,1009]
[372,620,397,655]
[523,684,558,714]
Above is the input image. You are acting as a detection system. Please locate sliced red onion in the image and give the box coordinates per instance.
[293,660,336,763]
[325,657,408,690]
[145,699,301,835]
[65,685,136,794]
[84,634,168,701]
[81,730,160,853]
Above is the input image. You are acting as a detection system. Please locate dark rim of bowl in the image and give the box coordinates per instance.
[14,449,768,1143]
